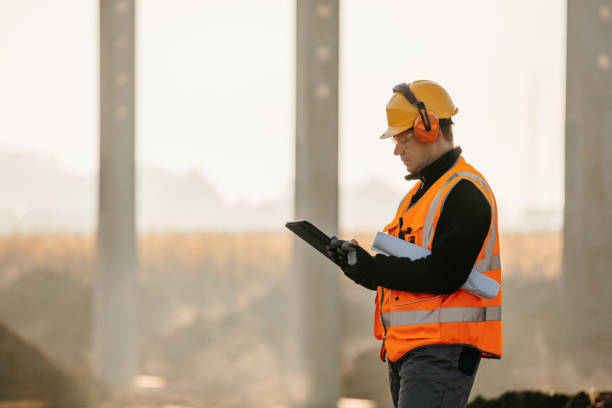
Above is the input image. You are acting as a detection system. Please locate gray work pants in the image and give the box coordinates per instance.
[388,344,481,408]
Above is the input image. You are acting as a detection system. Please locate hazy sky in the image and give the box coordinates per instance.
[0,0,566,228]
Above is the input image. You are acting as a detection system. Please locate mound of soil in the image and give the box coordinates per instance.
[0,321,104,407]
[469,390,612,408]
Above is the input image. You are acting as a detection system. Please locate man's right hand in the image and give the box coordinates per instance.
[326,236,351,267]
[326,237,375,287]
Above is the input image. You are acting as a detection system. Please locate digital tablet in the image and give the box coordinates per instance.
[284,220,343,267]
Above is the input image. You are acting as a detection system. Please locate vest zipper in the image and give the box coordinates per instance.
[379,287,387,362]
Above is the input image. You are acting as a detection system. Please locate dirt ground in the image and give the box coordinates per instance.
[468,391,612,408]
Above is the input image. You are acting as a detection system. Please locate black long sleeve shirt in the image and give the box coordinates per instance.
[364,147,492,294]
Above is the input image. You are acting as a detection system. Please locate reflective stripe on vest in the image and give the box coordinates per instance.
[382,305,502,327]
[474,253,501,273]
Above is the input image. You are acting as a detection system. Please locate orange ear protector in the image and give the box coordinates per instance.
[392,83,440,143]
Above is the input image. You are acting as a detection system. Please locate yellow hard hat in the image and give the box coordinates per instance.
[380,80,458,139]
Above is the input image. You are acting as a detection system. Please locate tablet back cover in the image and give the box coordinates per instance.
[285,220,343,267]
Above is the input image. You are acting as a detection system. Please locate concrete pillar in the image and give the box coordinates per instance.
[563,0,612,375]
[290,1,340,406]
[94,0,138,386]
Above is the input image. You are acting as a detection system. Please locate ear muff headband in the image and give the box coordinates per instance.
[392,83,439,143]
[392,83,432,131]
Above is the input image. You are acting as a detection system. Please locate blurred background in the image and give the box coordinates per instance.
[0,0,610,407]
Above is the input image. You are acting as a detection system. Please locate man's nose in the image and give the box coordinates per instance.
[393,143,402,156]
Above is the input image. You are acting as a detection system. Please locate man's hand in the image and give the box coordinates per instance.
[325,236,349,267]
[326,237,375,286]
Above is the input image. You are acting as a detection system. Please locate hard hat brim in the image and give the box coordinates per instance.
[380,124,412,139]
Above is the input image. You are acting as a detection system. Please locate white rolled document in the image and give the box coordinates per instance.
[371,231,500,299]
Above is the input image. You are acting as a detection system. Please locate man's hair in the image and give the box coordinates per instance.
[439,118,454,144]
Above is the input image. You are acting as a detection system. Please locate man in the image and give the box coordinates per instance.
[327,80,502,408]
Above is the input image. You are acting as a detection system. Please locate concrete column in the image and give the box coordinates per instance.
[290,1,340,407]
[95,0,138,386]
[563,0,612,375]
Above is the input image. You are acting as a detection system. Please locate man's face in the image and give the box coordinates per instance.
[392,129,431,175]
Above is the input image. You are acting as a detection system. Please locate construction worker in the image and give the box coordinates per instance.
[327,80,502,408]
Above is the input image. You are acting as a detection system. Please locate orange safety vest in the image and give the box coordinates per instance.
[374,156,502,362]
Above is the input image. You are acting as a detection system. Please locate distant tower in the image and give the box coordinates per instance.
[290,0,340,406]
[94,0,138,386]
[563,0,612,377]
